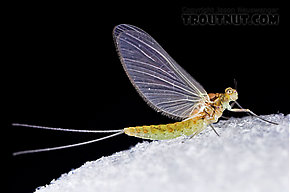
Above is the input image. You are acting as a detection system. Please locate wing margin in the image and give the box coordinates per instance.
[113,24,209,119]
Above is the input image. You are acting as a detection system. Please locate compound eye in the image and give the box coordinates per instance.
[227,89,233,94]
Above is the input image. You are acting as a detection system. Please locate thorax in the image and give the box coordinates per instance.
[191,93,230,124]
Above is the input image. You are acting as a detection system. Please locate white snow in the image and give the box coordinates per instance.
[36,114,289,192]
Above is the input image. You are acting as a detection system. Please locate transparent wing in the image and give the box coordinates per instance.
[113,24,209,119]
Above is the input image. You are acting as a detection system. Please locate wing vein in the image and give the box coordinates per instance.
[128,69,197,96]
[113,24,208,119]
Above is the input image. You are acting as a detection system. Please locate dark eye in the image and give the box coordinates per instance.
[227,89,232,94]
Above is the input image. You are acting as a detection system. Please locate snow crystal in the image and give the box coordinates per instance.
[36,114,289,192]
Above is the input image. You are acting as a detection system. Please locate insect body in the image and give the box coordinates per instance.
[12,24,277,156]
[124,87,238,140]
[125,116,206,140]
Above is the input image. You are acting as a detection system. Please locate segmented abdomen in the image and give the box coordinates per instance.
[124,116,207,140]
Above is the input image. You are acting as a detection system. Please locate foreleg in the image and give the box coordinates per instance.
[229,103,278,125]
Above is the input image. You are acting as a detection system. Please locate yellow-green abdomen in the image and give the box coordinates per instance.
[124,116,207,140]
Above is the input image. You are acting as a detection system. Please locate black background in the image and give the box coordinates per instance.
[7,1,287,193]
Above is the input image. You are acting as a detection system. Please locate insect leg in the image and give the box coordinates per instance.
[221,115,230,120]
[229,102,278,125]
[209,124,220,137]
[188,129,201,140]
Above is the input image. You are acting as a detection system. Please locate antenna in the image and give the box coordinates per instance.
[234,78,238,90]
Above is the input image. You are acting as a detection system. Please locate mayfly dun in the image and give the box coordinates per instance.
[13,24,278,156]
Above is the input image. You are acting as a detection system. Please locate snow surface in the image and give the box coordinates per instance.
[36,114,289,192]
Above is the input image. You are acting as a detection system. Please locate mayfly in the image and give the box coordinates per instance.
[13,24,277,156]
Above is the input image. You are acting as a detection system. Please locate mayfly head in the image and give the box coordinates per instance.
[225,87,238,102]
